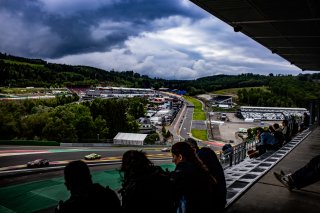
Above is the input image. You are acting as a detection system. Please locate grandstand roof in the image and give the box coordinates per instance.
[240,106,307,111]
[190,0,320,71]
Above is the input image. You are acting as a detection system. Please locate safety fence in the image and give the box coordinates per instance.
[219,139,257,169]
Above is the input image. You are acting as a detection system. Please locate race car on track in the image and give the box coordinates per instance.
[161,147,171,152]
[84,153,102,160]
[27,159,50,168]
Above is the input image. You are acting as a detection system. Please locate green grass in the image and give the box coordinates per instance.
[0,140,60,146]
[0,87,47,94]
[193,111,206,120]
[183,96,207,140]
[3,59,44,68]
[212,86,270,96]
[184,96,206,120]
[191,129,208,141]
[0,87,70,95]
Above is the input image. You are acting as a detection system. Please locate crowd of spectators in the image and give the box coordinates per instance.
[248,113,310,158]
[56,141,227,213]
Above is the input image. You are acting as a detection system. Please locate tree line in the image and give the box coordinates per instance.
[237,75,320,108]
[0,96,147,142]
[1,52,320,109]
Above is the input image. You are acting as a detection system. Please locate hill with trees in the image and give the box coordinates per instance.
[1,52,320,109]
[0,96,147,142]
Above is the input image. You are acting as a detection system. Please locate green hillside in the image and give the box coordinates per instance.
[1,52,320,108]
[212,86,270,96]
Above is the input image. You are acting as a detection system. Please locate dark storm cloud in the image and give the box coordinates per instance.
[1,0,301,79]
[0,0,206,58]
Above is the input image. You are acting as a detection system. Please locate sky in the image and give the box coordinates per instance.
[0,0,308,80]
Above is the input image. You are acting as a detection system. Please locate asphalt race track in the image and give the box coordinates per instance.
[0,145,172,186]
[0,145,174,213]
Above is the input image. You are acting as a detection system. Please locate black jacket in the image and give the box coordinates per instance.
[198,147,227,212]
[171,161,217,213]
[56,183,122,213]
[120,166,175,213]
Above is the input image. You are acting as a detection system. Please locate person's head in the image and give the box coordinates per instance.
[197,147,221,175]
[185,138,199,153]
[273,123,280,130]
[64,160,92,193]
[269,125,275,132]
[120,150,154,182]
[171,142,197,165]
[222,144,232,153]
[256,127,264,135]
[198,147,219,164]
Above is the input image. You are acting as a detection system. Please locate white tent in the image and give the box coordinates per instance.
[113,132,148,146]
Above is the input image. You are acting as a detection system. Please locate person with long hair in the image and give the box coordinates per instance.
[171,142,218,213]
[119,150,175,213]
[197,147,227,212]
[186,138,227,212]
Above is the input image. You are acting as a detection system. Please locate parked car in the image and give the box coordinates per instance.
[84,153,102,160]
[27,159,50,168]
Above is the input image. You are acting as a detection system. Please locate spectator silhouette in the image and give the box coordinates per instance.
[291,116,299,136]
[171,142,217,213]
[302,112,310,130]
[186,139,227,212]
[274,154,320,191]
[198,147,227,212]
[281,120,291,143]
[222,143,234,165]
[272,123,284,147]
[119,150,175,213]
[56,160,122,213]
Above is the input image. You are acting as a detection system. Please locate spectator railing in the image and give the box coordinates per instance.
[219,139,257,169]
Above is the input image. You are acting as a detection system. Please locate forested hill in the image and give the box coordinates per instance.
[1,53,320,108]
[0,52,274,91]
[0,53,159,88]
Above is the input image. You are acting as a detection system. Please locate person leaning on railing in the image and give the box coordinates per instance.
[222,143,234,165]
[248,127,278,158]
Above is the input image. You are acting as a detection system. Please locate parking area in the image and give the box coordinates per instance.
[212,112,273,144]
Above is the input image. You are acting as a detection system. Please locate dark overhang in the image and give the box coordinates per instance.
[190,0,320,71]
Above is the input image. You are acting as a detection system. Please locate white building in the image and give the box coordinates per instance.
[150,117,162,126]
[113,132,148,146]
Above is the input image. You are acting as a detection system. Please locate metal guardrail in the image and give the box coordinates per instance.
[224,129,311,207]
[219,139,257,169]
[219,118,316,169]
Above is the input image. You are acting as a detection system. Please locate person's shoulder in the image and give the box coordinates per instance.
[55,198,82,213]
[91,184,122,212]
[91,183,118,198]
[172,162,189,175]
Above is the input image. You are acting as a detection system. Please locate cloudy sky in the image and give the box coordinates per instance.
[0,0,306,80]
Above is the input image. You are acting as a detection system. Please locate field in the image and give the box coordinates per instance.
[191,129,208,141]
[0,87,70,95]
[3,59,45,68]
[0,87,47,94]
[212,86,270,96]
[184,96,206,120]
